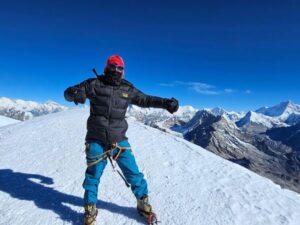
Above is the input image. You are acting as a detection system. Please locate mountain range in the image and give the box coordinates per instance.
[0,97,67,121]
[127,100,300,193]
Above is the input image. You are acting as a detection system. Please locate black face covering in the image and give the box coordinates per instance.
[104,70,122,86]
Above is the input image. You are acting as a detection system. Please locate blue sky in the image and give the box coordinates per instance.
[0,0,299,111]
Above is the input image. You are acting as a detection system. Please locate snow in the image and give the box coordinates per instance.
[0,115,19,127]
[126,105,197,135]
[205,107,245,122]
[256,101,300,121]
[0,97,68,120]
[126,104,197,123]
[1,108,300,225]
[237,111,285,128]
[0,97,49,109]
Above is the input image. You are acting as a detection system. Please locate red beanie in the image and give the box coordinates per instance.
[104,55,125,77]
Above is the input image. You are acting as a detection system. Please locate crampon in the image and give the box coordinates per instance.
[138,209,160,224]
[83,204,98,225]
[137,196,160,224]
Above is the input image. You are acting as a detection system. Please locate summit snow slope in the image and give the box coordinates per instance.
[0,115,19,127]
[0,108,300,225]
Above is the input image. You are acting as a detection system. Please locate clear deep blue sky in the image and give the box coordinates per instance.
[0,0,299,111]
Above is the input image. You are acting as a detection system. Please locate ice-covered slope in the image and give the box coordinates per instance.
[0,109,300,225]
[0,115,19,127]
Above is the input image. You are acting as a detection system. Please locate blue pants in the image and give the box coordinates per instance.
[82,139,148,204]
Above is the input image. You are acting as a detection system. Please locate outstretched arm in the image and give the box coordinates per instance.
[131,87,179,113]
[64,79,93,105]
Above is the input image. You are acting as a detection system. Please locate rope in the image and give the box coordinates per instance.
[87,155,108,167]
[85,142,132,187]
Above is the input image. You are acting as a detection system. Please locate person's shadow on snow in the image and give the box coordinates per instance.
[0,169,146,224]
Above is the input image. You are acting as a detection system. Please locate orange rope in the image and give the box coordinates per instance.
[86,143,131,167]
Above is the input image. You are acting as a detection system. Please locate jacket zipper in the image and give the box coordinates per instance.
[106,86,114,146]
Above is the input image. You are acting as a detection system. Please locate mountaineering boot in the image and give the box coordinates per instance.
[137,196,158,224]
[83,204,98,225]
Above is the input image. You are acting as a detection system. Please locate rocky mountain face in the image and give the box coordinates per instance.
[267,122,300,153]
[0,97,68,121]
[129,101,300,194]
[183,110,299,192]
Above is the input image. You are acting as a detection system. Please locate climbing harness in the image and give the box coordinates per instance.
[85,142,131,188]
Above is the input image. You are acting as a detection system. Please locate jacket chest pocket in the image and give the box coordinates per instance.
[114,91,129,108]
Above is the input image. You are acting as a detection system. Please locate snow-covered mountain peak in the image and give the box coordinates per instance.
[208,107,226,116]
[204,107,244,122]
[256,100,300,120]
[180,109,217,134]
[44,100,62,105]
[236,111,285,128]
[173,105,197,116]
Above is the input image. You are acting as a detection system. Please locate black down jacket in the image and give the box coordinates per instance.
[64,75,168,148]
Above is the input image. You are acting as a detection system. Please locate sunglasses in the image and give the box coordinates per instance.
[107,64,124,71]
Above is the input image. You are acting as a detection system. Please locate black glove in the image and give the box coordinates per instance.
[74,89,86,105]
[64,87,86,105]
[165,97,179,114]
